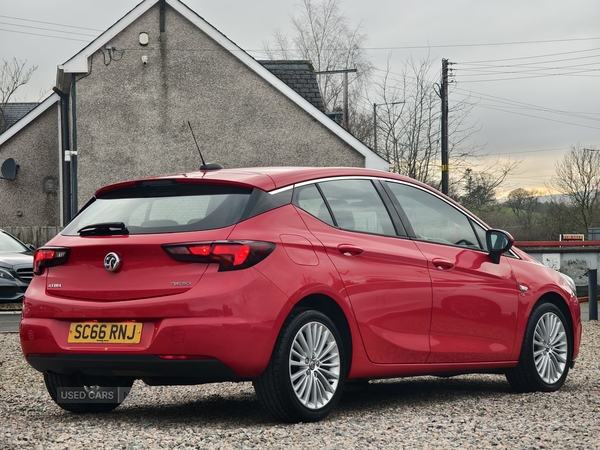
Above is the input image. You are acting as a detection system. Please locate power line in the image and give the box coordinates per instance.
[370,71,600,129]
[0,28,91,43]
[458,68,600,78]
[474,102,600,123]
[0,21,99,37]
[366,68,600,132]
[459,100,600,130]
[355,36,600,51]
[3,12,599,137]
[459,52,600,69]
[457,96,600,126]
[4,13,600,56]
[0,14,103,32]
[456,68,600,82]
[369,67,600,126]
[451,87,600,123]
[487,147,570,156]
[456,61,600,77]
[248,37,600,54]
[369,57,600,85]
[458,47,600,64]
[458,59,600,75]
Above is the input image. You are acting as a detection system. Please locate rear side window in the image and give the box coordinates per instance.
[318,179,396,236]
[63,182,252,235]
[294,184,335,226]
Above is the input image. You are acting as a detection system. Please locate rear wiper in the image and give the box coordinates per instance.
[77,222,130,236]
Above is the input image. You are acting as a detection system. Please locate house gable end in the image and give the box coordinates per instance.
[58,0,389,171]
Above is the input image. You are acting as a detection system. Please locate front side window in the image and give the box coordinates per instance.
[386,182,482,249]
[473,221,488,251]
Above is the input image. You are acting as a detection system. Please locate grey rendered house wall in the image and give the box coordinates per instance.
[74,3,364,206]
[0,106,60,227]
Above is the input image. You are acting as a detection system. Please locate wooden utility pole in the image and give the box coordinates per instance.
[314,68,357,130]
[441,59,450,195]
[343,71,349,129]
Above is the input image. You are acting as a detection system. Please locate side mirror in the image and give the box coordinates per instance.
[27,244,36,252]
[486,229,514,264]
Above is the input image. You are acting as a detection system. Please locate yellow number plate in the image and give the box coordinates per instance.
[68,322,142,344]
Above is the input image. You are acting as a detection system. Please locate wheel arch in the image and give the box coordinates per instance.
[533,292,575,362]
[292,294,353,376]
[506,293,575,392]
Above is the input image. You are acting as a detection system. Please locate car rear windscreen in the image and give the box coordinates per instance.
[62,182,253,235]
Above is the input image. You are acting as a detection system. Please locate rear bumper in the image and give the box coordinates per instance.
[26,354,242,383]
[20,267,292,379]
[20,312,284,379]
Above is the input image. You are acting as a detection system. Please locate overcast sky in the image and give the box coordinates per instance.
[1,0,599,194]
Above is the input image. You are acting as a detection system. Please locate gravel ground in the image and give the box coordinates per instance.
[1,322,599,450]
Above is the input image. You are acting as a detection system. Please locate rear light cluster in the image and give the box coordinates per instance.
[33,248,70,275]
[163,240,275,271]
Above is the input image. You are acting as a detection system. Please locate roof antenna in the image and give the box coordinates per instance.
[187,121,223,170]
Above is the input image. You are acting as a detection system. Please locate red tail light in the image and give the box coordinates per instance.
[33,247,71,275]
[163,241,275,271]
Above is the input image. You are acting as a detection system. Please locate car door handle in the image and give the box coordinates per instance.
[432,258,454,270]
[337,244,364,257]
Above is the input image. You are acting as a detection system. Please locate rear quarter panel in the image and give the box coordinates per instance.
[227,204,373,377]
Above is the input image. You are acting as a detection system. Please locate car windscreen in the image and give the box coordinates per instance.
[62,182,253,235]
[0,231,28,252]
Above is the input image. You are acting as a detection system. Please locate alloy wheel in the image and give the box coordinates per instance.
[533,311,568,384]
[288,321,341,409]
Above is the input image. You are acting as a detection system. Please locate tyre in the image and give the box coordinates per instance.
[253,309,346,422]
[506,302,571,392]
[44,372,134,413]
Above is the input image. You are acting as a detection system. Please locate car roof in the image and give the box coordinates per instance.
[95,167,422,196]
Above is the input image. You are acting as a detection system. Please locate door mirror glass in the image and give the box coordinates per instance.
[486,229,514,263]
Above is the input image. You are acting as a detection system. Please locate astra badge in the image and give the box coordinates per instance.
[104,252,122,273]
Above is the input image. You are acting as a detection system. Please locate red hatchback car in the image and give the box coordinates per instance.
[21,167,581,422]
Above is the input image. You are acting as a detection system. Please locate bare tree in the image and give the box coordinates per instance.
[370,56,439,183]
[369,57,403,164]
[548,143,600,232]
[0,58,37,132]
[371,56,517,196]
[263,0,372,131]
[264,2,518,200]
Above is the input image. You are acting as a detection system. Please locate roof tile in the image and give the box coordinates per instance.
[259,60,325,112]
